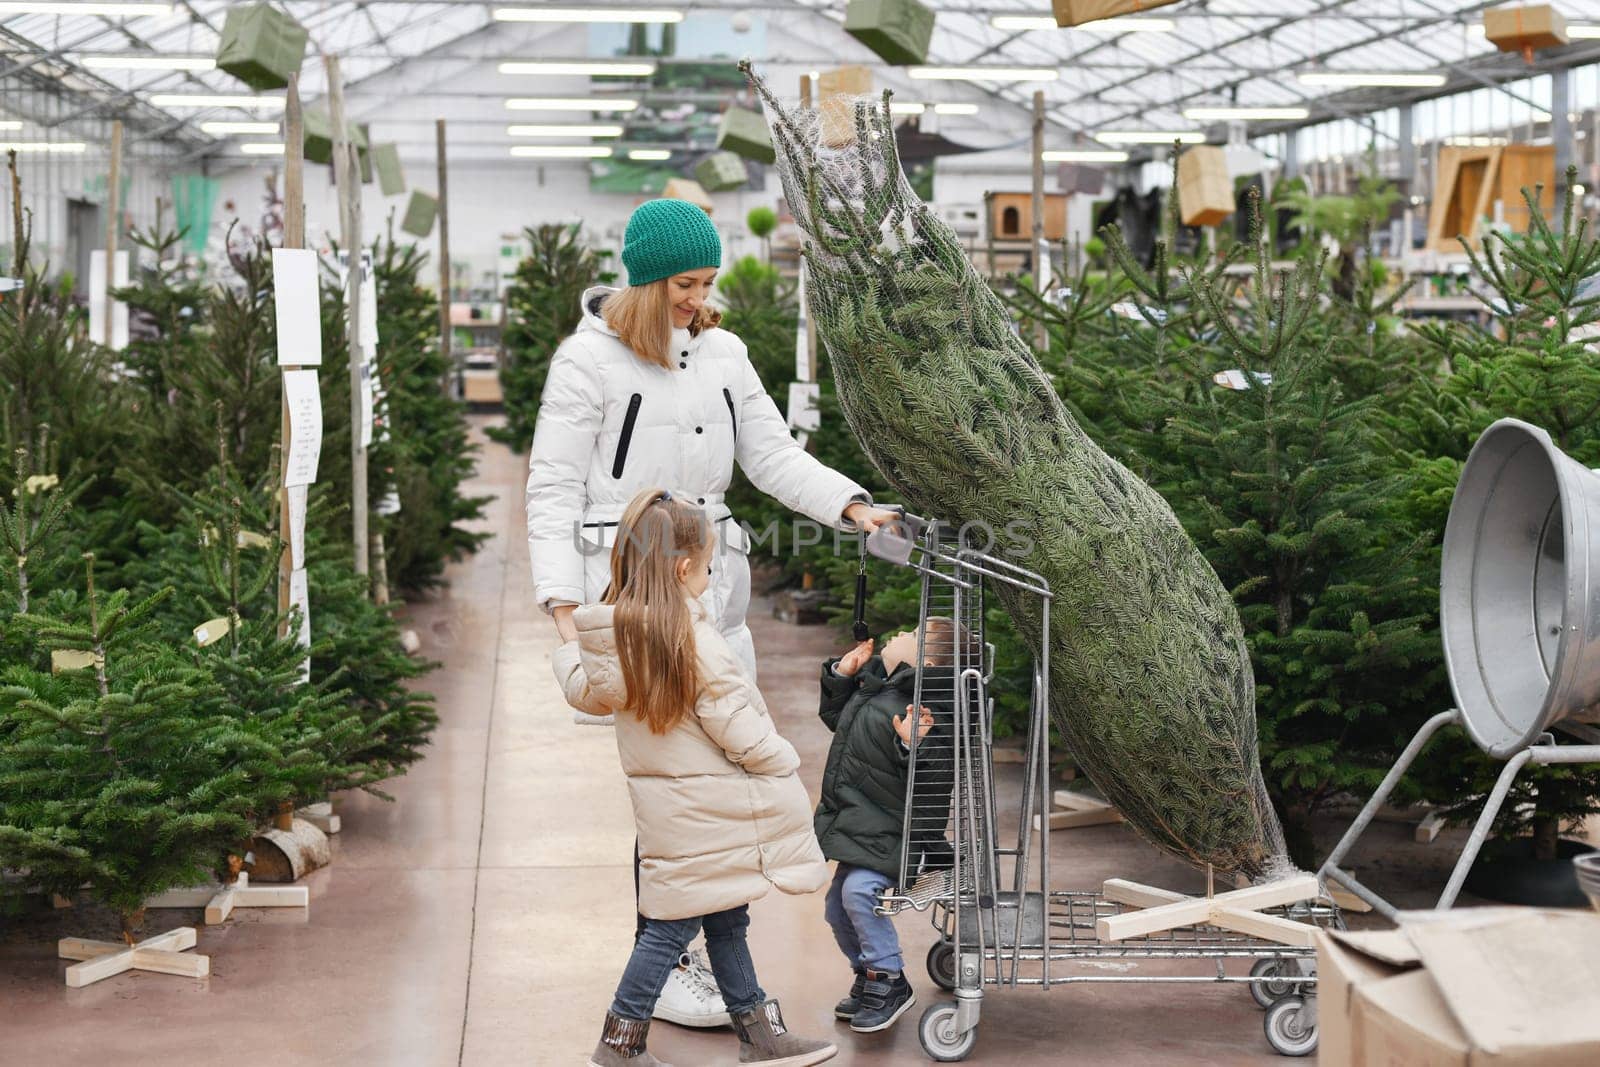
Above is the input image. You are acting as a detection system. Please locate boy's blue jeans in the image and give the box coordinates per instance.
[610,904,767,1021]
[824,863,905,974]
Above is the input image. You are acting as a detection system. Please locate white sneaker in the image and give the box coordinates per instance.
[572,709,615,726]
[652,951,731,1028]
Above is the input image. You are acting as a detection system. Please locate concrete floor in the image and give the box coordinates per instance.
[2,416,1471,1065]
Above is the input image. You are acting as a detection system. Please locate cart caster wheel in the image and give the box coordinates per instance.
[919,1002,977,1062]
[1264,996,1317,1057]
[1249,957,1295,1009]
[927,941,958,992]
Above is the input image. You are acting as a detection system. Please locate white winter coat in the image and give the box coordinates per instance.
[527,286,871,679]
[551,598,828,920]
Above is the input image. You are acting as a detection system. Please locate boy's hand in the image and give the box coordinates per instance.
[836,638,874,677]
[895,705,935,746]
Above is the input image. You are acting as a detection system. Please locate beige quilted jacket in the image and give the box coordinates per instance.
[551,598,827,920]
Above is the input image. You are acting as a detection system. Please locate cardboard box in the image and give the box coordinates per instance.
[400,191,437,238]
[694,151,748,193]
[1177,145,1233,227]
[1484,5,1569,53]
[215,3,308,91]
[716,107,775,165]
[1051,0,1179,28]
[1317,908,1600,1067]
[662,178,714,214]
[818,65,874,147]
[844,0,936,66]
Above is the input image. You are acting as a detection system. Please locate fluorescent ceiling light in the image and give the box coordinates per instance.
[499,61,656,77]
[506,123,623,137]
[0,2,171,14]
[1184,106,1310,121]
[889,101,926,115]
[504,97,639,111]
[81,55,215,71]
[1095,129,1206,145]
[0,121,21,131]
[150,94,285,109]
[628,148,672,160]
[1570,25,1600,39]
[0,141,87,153]
[934,102,980,115]
[1297,71,1446,88]
[1043,149,1129,162]
[909,66,1058,83]
[989,15,1059,30]
[201,120,279,135]
[510,144,614,158]
[493,6,683,22]
[239,142,285,155]
[1078,17,1176,33]
[1043,147,1132,163]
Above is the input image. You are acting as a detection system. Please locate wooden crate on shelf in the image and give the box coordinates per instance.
[1426,144,1555,250]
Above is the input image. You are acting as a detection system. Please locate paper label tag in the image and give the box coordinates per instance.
[51,649,98,673]
[194,616,232,647]
[236,530,271,550]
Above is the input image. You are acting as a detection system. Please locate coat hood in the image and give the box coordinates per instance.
[578,285,621,337]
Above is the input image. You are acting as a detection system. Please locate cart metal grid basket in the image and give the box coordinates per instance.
[860,515,1341,1061]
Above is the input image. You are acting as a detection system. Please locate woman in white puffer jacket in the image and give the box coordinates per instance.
[527,199,897,678]
[526,199,897,1031]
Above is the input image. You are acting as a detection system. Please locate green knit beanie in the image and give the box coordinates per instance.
[622,199,722,286]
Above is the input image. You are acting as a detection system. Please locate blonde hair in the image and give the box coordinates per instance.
[603,279,722,369]
[922,616,982,669]
[606,487,713,734]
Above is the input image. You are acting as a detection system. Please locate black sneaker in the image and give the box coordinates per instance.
[848,970,915,1033]
[833,969,867,1020]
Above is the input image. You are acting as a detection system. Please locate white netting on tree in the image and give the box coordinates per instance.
[741,62,1292,880]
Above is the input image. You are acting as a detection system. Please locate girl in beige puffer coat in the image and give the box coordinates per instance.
[554,487,835,1067]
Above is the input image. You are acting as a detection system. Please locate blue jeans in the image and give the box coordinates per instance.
[823,863,904,974]
[610,905,767,1022]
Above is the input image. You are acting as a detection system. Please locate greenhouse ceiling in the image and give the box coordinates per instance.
[4,0,1600,159]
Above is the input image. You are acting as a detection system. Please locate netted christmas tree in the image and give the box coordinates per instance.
[744,63,1285,877]
[489,223,615,453]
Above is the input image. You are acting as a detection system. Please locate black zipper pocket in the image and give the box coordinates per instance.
[723,387,738,444]
[612,393,642,479]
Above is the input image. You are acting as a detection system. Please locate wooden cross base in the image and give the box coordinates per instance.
[297,800,341,834]
[144,872,309,924]
[1098,873,1322,947]
[1033,789,1124,831]
[59,926,208,987]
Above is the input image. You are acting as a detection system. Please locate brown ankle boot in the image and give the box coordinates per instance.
[588,1011,672,1067]
[730,1000,837,1066]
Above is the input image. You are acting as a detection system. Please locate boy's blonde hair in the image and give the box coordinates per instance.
[921,616,982,669]
[602,279,721,369]
[606,487,712,734]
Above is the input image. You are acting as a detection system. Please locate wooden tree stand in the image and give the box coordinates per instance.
[297,799,341,834]
[59,926,208,988]
[1098,872,1323,948]
[145,872,309,924]
[1033,788,1124,831]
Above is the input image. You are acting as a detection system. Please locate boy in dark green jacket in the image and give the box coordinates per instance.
[815,617,968,1035]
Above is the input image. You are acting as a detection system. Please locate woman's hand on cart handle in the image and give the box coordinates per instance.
[844,502,902,533]
[836,638,874,677]
[552,603,578,643]
[895,705,936,746]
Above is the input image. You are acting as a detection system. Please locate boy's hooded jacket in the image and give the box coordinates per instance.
[552,598,827,920]
[814,655,955,881]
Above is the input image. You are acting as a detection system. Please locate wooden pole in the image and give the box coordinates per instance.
[436,118,452,395]
[326,54,368,580]
[1030,90,1047,351]
[103,120,122,348]
[279,74,304,631]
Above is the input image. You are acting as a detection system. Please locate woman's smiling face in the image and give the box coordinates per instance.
[668,267,718,328]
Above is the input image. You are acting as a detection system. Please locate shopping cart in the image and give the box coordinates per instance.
[861,514,1343,1062]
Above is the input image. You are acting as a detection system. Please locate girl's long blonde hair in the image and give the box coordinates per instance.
[606,487,712,734]
[603,279,722,369]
